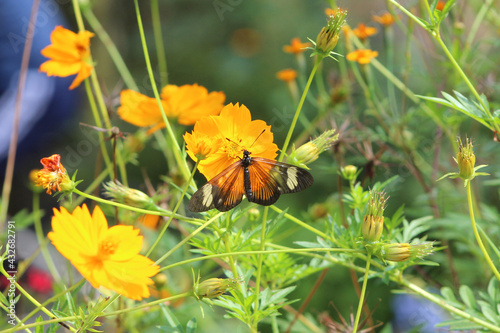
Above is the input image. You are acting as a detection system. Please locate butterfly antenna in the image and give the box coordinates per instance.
[249,129,266,149]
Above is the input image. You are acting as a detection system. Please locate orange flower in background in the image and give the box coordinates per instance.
[324,8,336,16]
[276,69,298,82]
[36,154,73,194]
[160,84,226,125]
[118,84,225,133]
[436,1,446,11]
[283,37,311,54]
[346,49,379,64]
[184,103,278,180]
[39,26,94,90]
[117,90,166,134]
[48,204,159,300]
[352,23,377,40]
[372,13,396,26]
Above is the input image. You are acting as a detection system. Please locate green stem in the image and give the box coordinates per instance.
[400,278,500,332]
[75,3,128,186]
[151,0,168,87]
[466,182,500,280]
[154,212,224,265]
[146,160,200,256]
[72,187,204,225]
[433,32,500,133]
[252,206,269,330]
[12,279,85,330]
[82,7,138,91]
[279,57,321,161]
[133,0,192,184]
[0,268,77,332]
[82,79,114,175]
[269,205,334,244]
[2,293,191,333]
[352,253,371,333]
[32,192,61,281]
[388,0,428,30]
[161,248,355,272]
[460,0,493,64]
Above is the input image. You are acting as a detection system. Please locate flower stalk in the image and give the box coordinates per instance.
[466,182,500,281]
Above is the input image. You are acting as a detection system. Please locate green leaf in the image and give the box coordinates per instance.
[159,304,184,333]
[436,319,483,330]
[487,278,498,303]
[440,287,467,308]
[478,300,500,324]
[419,92,493,130]
[35,316,45,333]
[186,318,198,333]
[459,285,477,311]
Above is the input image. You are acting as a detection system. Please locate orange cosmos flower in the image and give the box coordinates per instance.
[118,85,225,133]
[117,89,166,134]
[324,8,336,16]
[36,154,74,194]
[184,103,278,180]
[352,23,377,40]
[346,49,379,64]
[283,37,312,54]
[48,204,159,300]
[436,1,446,11]
[372,13,396,26]
[39,26,94,90]
[160,84,226,125]
[276,69,298,82]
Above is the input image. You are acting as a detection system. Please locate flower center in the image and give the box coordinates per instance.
[223,139,245,160]
[98,238,118,260]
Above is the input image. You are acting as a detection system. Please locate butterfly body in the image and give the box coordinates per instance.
[189,150,313,212]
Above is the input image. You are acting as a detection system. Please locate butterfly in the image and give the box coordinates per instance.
[189,149,314,212]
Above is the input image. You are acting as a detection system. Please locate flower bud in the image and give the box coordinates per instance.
[315,9,347,57]
[341,165,358,182]
[287,130,338,169]
[248,207,261,221]
[193,277,239,300]
[382,243,411,262]
[455,137,475,181]
[362,190,388,242]
[379,242,434,262]
[103,181,157,210]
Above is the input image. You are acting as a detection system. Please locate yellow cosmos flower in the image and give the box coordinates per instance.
[372,13,396,26]
[283,37,312,54]
[39,26,94,90]
[352,23,377,40]
[35,154,74,194]
[48,204,159,300]
[118,84,225,133]
[276,69,298,82]
[160,84,226,125]
[184,103,278,180]
[117,90,167,134]
[346,49,379,64]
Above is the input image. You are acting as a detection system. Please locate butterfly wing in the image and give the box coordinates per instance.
[248,157,314,206]
[189,161,245,212]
